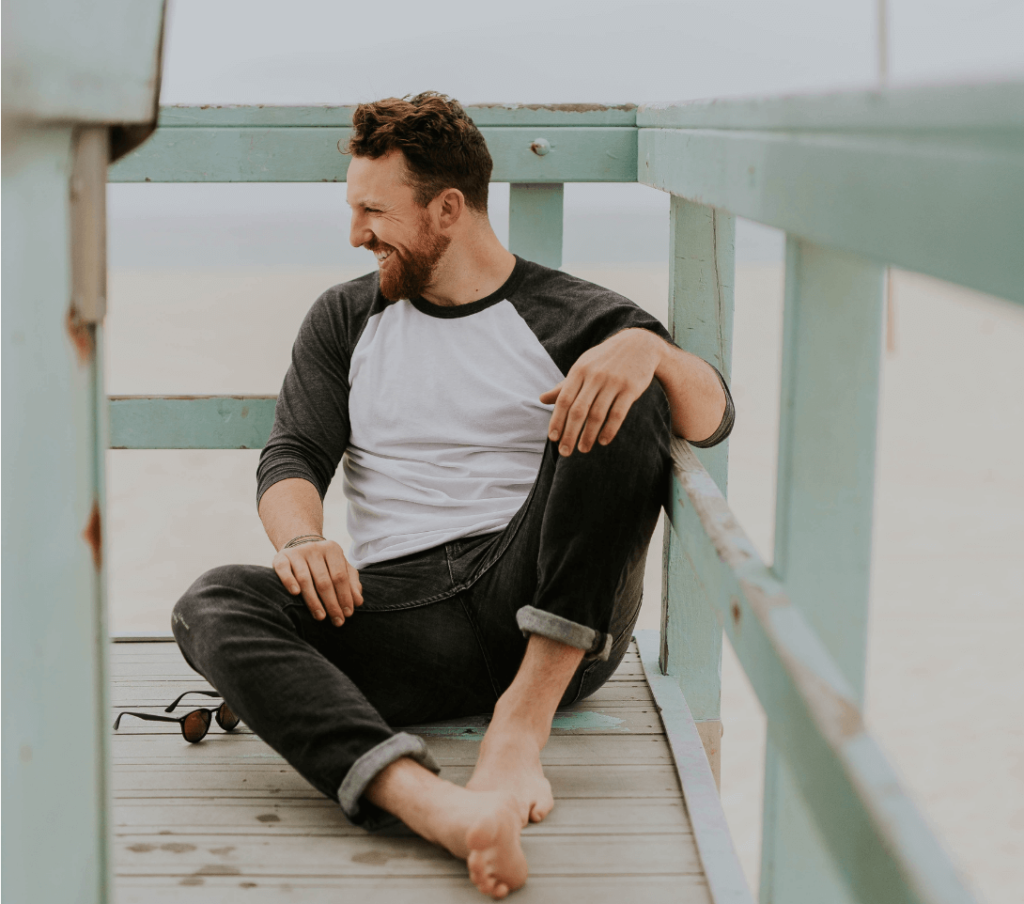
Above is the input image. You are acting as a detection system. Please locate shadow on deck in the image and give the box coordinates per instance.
[111,640,721,903]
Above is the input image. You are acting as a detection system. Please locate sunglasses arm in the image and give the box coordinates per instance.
[114,711,183,730]
[165,690,221,713]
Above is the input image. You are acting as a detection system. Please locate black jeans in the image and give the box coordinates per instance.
[172,383,671,828]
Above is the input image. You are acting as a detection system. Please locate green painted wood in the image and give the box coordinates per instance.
[108,396,277,449]
[508,183,564,268]
[666,438,975,904]
[760,239,885,904]
[637,80,1024,131]
[637,125,1024,305]
[637,631,754,904]
[3,0,164,124]
[155,103,637,128]
[2,126,111,904]
[660,197,734,723]
[109,125,638,184]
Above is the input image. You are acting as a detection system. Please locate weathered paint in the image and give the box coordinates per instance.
[408,711,626,739]
[153,103,638,129]
[508,183,564,269]
[109,124,638,184]
[637,120,1024,306]
[2,0,164,124]
[4,7,163,901]
[636,80,1023,131]
[3,126,110,904]
[760,238,885,904]
[668,438,975,904]
[660,197,734,747]
[637,630,754,904]
[108,395,277,449]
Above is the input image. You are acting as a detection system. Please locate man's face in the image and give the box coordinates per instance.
[347,151,450,301]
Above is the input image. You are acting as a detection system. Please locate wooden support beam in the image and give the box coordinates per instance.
[3,125,113,904]
[660,198,734,778]
[637,81,1024,305]
[667,438,975,904]
[108,396,276,449]
[509,183,564,269]
[759,239,885,903]
[109,124,638,184]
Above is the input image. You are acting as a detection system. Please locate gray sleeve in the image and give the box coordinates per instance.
[687,364,735,449]
[256,290,353,507]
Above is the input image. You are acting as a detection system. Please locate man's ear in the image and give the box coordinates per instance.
[436,188,465,230]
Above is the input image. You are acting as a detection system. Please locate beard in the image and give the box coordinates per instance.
[369,220,451,302]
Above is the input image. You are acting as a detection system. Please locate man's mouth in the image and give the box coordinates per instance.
[374,249,393,263]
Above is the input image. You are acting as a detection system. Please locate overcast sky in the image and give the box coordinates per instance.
[159,0,1022,105]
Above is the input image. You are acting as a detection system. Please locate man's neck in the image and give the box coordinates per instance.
[420,219,517,307]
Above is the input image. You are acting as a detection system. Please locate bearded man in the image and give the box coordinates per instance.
[171,92,733,899]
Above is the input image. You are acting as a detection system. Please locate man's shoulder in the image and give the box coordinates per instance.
[512,258,630,308]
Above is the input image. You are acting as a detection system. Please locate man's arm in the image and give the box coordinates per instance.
[259,477,363,627]
[541,327,729,455]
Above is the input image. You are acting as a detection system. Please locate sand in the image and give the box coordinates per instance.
[105,263,1024,903]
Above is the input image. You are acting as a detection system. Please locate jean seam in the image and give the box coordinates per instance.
[457,594,502,701]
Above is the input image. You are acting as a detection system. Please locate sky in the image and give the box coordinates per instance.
[108,0,1023,268]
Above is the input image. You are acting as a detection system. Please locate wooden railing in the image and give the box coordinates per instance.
[107,83,1023,903]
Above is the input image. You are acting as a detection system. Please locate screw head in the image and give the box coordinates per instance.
[530,137,551,156]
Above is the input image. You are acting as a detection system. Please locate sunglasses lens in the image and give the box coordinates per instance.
[217,703,240,731]
[182,710,211,743]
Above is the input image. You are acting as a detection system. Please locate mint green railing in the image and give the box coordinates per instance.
[106,83,1024,904]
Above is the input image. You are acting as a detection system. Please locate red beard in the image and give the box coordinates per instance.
[369,221,451,302]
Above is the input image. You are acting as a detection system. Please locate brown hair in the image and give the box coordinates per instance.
[346,92,492,213]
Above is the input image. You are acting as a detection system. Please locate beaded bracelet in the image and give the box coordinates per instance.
[283,534,326,550]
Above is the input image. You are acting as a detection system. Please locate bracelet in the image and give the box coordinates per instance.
[283,534,326,550]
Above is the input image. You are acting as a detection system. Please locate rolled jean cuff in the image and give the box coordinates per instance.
[337,732,441,824]
[516,605,612,662]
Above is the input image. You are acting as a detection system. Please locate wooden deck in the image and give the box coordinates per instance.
[111,640,715,903]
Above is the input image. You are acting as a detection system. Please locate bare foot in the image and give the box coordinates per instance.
[467,728,554,825]
[428,789,528,899]
[365,758,527,899]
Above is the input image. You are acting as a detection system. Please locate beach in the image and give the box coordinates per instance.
[105,261,1024,902]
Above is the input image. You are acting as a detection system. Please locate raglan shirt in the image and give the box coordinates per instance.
[256,257,735,569]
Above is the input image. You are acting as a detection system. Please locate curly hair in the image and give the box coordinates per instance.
[346,92,492,213]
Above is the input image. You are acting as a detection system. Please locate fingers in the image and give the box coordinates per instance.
[273,541,361,627]
[546,374,584,452]
[287,555,328,622]
[597,394,635,447]
[308,557,347,626]
[577,388,618,453]
[272,556,302,596]
[558,379,602,456]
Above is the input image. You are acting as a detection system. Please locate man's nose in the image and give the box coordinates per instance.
[349,213,373,249]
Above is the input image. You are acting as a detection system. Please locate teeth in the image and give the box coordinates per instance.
[375,250,392,262]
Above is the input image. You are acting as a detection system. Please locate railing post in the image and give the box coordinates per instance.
[508,183,564,269]
[2,126,113,903]
[660,196,734,785]
[759,237,885,903]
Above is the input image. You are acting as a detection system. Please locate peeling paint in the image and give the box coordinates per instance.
[83,500,102,570]
[475,103,636,112]
[65,304,94,365]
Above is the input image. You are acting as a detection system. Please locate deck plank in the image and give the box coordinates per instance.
[111,641,711,902]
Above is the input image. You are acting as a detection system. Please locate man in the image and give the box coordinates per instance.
[172,92,733,899]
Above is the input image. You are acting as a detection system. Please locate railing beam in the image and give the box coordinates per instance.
[760,238,885,904]
[660,197,734,784]
[508,184,564,269]
[2,125,113,904]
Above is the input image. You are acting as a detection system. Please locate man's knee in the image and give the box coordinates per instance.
[171,563,280,648]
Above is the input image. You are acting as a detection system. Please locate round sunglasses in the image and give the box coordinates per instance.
[114,690,240,743]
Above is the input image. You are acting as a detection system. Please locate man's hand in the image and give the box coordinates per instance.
[272,538,363,627]
[541,328,663,456]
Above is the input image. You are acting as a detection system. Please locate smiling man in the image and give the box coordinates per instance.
[171,92,733,898]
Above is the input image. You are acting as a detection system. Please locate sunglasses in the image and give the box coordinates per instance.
[114,690,241,743]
